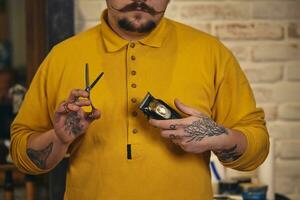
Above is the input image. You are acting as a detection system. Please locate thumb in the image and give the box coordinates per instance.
[174,99,203,117]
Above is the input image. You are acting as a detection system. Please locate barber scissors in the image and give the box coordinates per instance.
[85,63,104,111]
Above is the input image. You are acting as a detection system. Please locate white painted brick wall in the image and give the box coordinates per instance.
[75,0,300,199]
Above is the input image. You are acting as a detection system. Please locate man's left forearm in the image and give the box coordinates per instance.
[213,129,247,162]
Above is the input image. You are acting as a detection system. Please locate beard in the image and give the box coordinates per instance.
[110,1,166,33]
[118,17,157,33]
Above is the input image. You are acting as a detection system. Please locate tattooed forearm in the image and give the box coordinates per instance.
[215,144,241,162]
[181,116,228,143]
[64,112,83,135]
[26,142,53,169]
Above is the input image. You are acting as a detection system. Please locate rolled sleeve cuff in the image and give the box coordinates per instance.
[11,132,50,175]
[219,126,269,171]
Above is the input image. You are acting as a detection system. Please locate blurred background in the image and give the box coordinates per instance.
[0,0,299,199]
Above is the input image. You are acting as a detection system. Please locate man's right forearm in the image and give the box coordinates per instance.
[15,89,101,172]
[27,129,70,170]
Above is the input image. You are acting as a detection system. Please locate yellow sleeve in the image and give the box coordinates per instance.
[212,44,270,171]
[10,51,55,175]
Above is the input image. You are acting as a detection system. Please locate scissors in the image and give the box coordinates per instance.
[85,63,104,111]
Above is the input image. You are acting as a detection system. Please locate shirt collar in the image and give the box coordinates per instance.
[100,10,168,52]
[139,17,167,48]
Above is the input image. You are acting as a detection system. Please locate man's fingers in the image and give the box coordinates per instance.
[149,118,185,130]
[85,109,101,121]
[65,103,80,112]
[174,99,203,117]
[92,109,101,119]
[57,101,80,114]
[56,101,67,113]
[68,89,89,103]
[74,99,91,107]
[56,99,101,122]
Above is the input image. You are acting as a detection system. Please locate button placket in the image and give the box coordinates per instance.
[131,55,136,61]
[127,42,140,145]
[132,111,138,117]
[130,42,136,48]
[131,83,137,88]
[131,70,137,76]
[132,128,138,134]
[131,98,137,103]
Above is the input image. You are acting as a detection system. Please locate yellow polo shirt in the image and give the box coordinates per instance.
[11,12,269,200]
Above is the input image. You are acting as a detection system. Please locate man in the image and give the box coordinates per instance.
[10,0,269,199]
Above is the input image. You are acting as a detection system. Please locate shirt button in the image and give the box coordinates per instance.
[132,111,138,117]
[131,98,137,103]
[132,128,138,134]
[130,43,135,48]
[131,83,137,88]
[131,70,137,76]
[131,55,136,61]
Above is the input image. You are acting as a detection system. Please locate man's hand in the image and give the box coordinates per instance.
[53,89,101,145]
[25,89,101,170]
[149,99,246,162]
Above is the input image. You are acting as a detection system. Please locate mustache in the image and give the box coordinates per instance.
[112,2,165,16]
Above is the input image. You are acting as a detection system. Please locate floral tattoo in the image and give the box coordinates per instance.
[27,142,53,169]
[182,116,228,143]
[64,112,84,136]
[169,116,241,162]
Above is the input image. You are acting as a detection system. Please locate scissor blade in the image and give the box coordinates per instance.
[89,72,104,90]
[85,63,89,89]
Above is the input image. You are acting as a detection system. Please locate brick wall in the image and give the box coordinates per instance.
[75,0,300,199]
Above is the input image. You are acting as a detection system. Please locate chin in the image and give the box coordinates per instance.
[131,20,150,29]
[118,11,157,33]
[127,12,153,20]
[118,14,157,33]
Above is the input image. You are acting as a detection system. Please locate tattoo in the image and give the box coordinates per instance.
[169,134,180,139]
[215,144,241,162]
[72,96,80,104]
[170,125,176,130]
[26,142,53,169]
[64,112,83,135]
[183,116,228,143]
